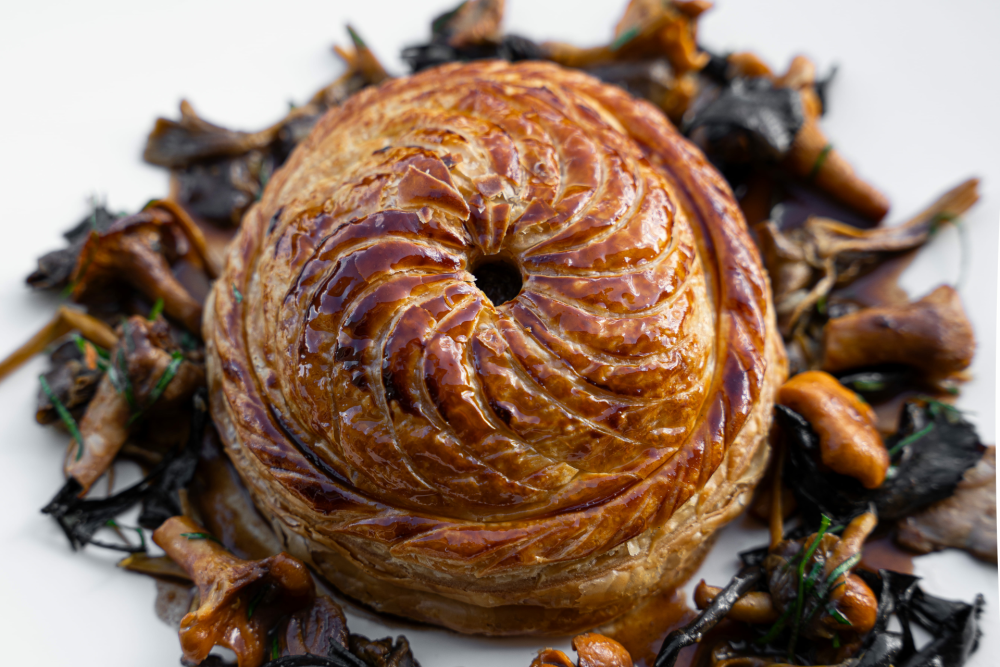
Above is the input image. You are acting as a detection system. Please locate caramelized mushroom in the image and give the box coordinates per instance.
[764,512,879,638]
[153,516,315,667]
[755,178,979,335]
[69,210,205,332]
[530,634,633,667]
[64,315,205,495]
[778,371,889,489]
[693,583,780,624]
[0,305,117,383]
[822,285,975,379]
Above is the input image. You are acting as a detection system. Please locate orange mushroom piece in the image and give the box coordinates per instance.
[778,371,889,489]
[822,285,975,380]
[530,633,633,667]
[153,516,315,667]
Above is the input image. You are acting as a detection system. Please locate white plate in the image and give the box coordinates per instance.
[0,1,996,665]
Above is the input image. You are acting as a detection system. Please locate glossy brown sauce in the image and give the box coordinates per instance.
[860,534,916,575]
[601,587,696,667]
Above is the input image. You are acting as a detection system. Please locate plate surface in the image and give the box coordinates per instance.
[0,1,997,665]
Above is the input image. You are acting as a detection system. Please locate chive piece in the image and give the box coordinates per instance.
[107,519,146,551]
[828,606,852,626]
[757,604,793,644]
[853,380,886,392]
[816,294,827,315]
[129,352,184,426]
[108,347,136,411]
[148,298,165,321]
[39,375,85,461]
[823,553,862,592]
[232,284,244,304]
[611,26,640,51]
[74,334,110,360]
[832,633,841,648]
[247,586,269,619]
[789,515,832,659]
[180,532,221,543]
[271,636,281,660]
[346,25,366,49]
[888,423,934,457]
[808,143,833,181]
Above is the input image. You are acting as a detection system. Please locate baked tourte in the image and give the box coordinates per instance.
[204,60,786,635]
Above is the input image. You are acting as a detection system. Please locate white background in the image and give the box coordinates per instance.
[0,1,997,664]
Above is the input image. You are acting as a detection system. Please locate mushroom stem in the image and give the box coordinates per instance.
[0,306,117,383]
[153,516,315,667]
[694,581,780,624]
[148,199,223,279]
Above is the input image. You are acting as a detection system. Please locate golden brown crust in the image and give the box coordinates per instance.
[204,60,785,634]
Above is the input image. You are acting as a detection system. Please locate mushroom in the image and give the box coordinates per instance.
[0,305,117,383]
[764,512,879,638]
[69,209,205,332]
[897,446,997,563]
[64,315,205,495]
[778,371,889,489]
[756,178,979,336]
[542,0,710,76]
[530,634,633,667]
[277,595,350,658]
[431,0,505,49]
[821,285,975,380]
[153,516,315,667]
[693,583,780,624]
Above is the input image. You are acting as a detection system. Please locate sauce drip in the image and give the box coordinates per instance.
[601,588,696,667]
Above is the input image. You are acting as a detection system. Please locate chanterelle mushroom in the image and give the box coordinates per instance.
[153,516,315,667]
[777,371,889,489]
[64,315,205,495]
[529,633,633,667]
[821,284,975,380]
[69,208,206,332]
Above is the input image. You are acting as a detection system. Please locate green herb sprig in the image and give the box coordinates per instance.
[39,375,85,460]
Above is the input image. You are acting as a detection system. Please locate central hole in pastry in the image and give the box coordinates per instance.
[472,256,522,306]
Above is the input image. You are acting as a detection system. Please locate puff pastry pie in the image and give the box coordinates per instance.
[204,60,786,635]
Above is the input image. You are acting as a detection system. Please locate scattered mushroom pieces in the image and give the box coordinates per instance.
[764,512,879,639]
[777,371,889,489]
[529,633,632,667]
[153,516,316,667]
[64,316,205,495]
[897,446,997,563]
[755,177,979,337]
[69,209,207,332]
[821,285,976,380]
[35,339,104,425]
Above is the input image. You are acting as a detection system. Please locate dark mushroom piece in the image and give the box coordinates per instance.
[153,516,316,667]
[821,285,975,380]
[69,209,206,332]
[896,446,997,563]
[64,315,204,495]
[777,371,889,489]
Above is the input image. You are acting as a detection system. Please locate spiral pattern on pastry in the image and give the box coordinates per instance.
[205,60,786,634]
